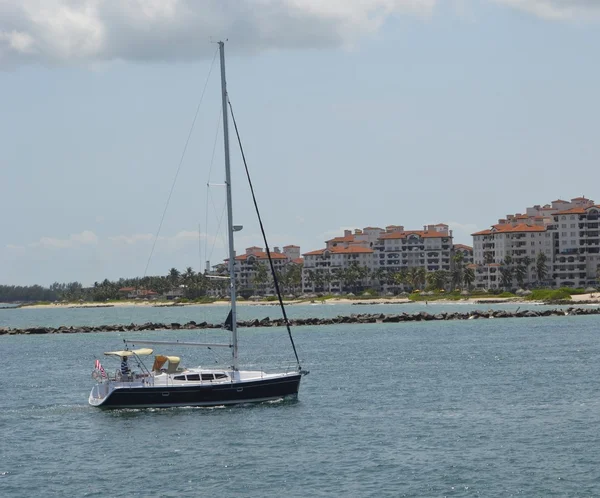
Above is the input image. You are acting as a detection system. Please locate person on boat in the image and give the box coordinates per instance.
[120,356,131,378]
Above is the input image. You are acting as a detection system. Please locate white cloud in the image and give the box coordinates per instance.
[30,230,99,249]
[0,0,435,68]
[493,0,600,20]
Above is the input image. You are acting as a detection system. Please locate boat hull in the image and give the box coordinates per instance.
[90,374,302,409]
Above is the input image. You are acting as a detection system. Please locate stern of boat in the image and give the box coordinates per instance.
[88,382,111,407]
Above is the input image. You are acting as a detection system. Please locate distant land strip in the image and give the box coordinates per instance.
[2,307,600,335]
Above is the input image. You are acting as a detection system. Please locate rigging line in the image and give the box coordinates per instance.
[204,107,223,271]
[227,97,302,371]
[143,46,219,278]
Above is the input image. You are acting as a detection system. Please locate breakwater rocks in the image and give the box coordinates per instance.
[1,306,599,336]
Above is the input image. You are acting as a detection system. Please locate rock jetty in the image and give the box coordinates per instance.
[1,306,599,336]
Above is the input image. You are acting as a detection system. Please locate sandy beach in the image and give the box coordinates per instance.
[16,293,599,310]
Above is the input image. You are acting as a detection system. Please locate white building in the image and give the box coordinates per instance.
[373,224,453,274]
[472,223,551,289]
[302,224,456,293]
[472,196,600,289]
[551,201,600,288]
[213,245,303,296]
[302,246,375,293]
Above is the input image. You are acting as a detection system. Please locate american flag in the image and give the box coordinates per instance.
[94,359,107,378]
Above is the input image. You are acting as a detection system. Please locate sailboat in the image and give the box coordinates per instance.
[88,42,307,409]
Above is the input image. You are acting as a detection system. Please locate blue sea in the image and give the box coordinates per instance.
[1,302,600,497]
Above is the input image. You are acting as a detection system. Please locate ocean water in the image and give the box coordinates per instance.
[1,304,600,496]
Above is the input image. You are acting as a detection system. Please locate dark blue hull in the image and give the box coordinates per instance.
[96,374,302,409]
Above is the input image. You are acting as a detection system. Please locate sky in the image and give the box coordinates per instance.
[1,0,599,286]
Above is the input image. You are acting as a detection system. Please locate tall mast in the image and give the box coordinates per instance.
[219,41,238,370]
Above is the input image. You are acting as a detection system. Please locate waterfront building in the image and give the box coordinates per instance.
[302,224,457,293]
[211,245,303,297]
[471,196,600,289]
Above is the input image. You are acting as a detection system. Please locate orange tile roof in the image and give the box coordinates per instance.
[303,249,326,256]
[362,226,383,231]
[291,257,304,264]
[472,223,546,236]
[453,244,473,251]
[233,251,287,261]
[326,236,354,243]
[379,230,448,240]
[283,245,299,248]
[571,197,589,201]
[552,199,568,203]
[553,207,587,215]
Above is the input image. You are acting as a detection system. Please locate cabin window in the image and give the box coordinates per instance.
[201,373,215,381]
[186,374,200,381]
[214,373,228,379]
[174,375,186,381]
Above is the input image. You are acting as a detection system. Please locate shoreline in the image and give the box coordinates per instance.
[8,293,600,309]
[2,305,600,336]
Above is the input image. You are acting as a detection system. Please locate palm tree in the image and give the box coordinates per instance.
[392,269,408,292]
[463,267,475,290]
[252,263,269,295]
[183,266,195,283]
[304,269,320,292]
[339,262,367,294]
[515,264,527,288]
[168,268,180,287]
[427,270,448,291]
[500,267,513,290]
[285,264,302,295]
[521,256,532,287]
[535,252,548,285]
[451,252,465,290]
[408,267,426,291]
[371,268,388,291]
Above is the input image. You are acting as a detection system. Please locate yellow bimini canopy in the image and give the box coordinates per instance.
[152,355,181,372]
[104,348,154,358]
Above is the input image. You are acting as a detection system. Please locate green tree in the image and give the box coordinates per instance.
[285,264,302,295]
[339,262,369,293]
[451,252,465,290]
[500,267,514,289]
[515,264,527,288]
[168,268,181,287]
[252,263,269,294]
[371,268,389,291]
[535,252,548,284]
[392,268,409,291]
[408,267,426,291]
[427,270,448,291]
[463,267,475,290]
